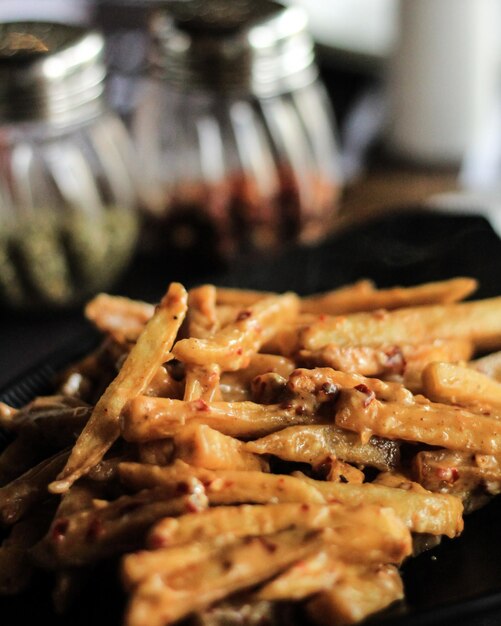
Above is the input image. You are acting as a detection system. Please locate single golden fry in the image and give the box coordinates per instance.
[298,296,501,353]
[256,551,344,601]
[118,461,325,505]
[146,502,411,561]
[220,353,295,401]
[470,350,501,382]
[245,425,400,472]
[183,364,222,402]
[0,450,69,525]
[413,449,501,512]
[293,473,463,538]
[85,293,154,343]
[122,395,321,441]
[335,386,501,456]
[173,292,300,370]
[173,424,267,471]
[187,285,219,339]
[307,563,404,626]
[422,361,501,409]
[50,282,188,494]
[301,277,477,315]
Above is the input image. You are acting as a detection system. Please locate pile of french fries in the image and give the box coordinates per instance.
[2,276,501,625]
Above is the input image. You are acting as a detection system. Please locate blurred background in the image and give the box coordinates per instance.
[2,0,501,381]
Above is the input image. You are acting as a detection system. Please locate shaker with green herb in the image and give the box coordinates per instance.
[0,22,138,310]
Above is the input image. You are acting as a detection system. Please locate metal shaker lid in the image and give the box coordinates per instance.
[0,22,106,124]
[149,0,317,97]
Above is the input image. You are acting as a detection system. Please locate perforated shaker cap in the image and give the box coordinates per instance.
[0,22,106,123]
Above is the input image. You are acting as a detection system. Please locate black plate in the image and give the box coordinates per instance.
[2,208,501,626]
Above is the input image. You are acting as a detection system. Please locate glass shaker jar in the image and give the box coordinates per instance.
[133,0,342,261]
[0,22,138,310]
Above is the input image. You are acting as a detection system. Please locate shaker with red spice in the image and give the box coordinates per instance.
[133,0,342,261]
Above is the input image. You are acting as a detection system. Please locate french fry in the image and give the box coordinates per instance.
[173,424,268,471]
[118,461,325,505]
[122,396,321,441]
[0,449,69,525]
[297,344,406,378]
[125,529,326,626]
[0,402,17,430]
[0,506,54,595]
[35,486,208,568]
[215,287,272,307]
[183,364,222,402]
[297,296,501,353]
[245,425,400,472]
[413,449,501,511]
[255,551,344,601]
[220,354,296,401]
[49,282,188,494]
[146,502,411,561]
[173,292,300,370]
[301,277,477,315]
[122,542,225,590]
[335,386,501,456]
[298,338,473,381]
[307,563,404,626]
[187,285,219,339]
[85,293,154,343]
[184,286,223,402]
[138,440,175,466]
[145,365,183,399]
[293,473,463,537]
[422,361,501,409]
[469,350,501,381]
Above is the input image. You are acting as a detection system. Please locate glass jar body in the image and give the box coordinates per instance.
[0,110,138,309]
[133,77,342,261]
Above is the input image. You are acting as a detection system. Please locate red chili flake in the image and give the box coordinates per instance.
[301,504,310,512]
[236,348,243,356]
[354,383,376,407]
[193,399,209,411]
[86,518,104,542]
[258,537,278,553]
[318,315,326,322]
[236,310,252,322]
[149,534,170,550]
[384,347,406,375]
[327,497,341,504]
[295,404,306,416]
[51,518,69,543]
[224,480,235,488]
[436,467,459,483]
